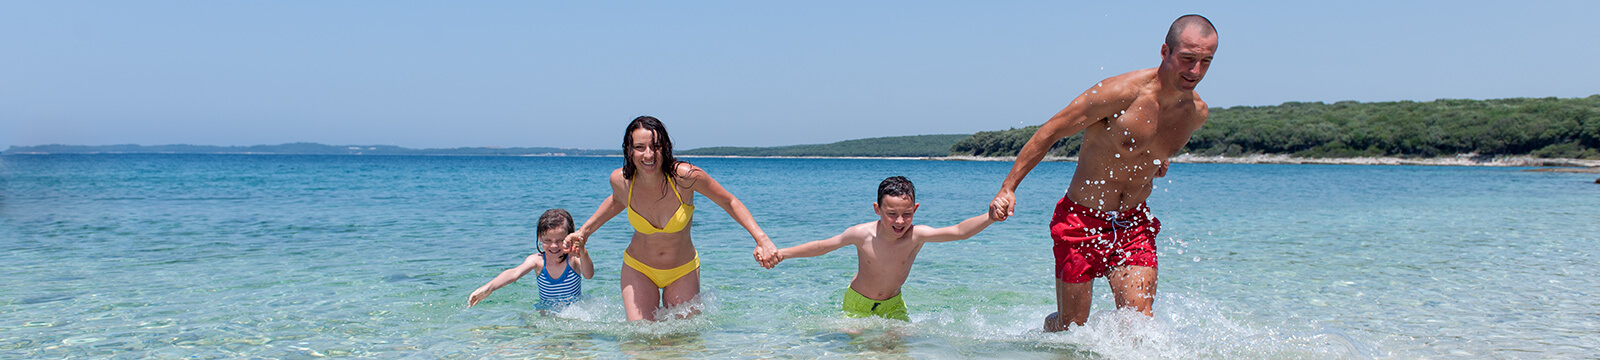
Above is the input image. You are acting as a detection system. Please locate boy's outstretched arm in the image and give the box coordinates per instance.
[468,254,542,307]
[774,225,864,266]
[917,213,997,243]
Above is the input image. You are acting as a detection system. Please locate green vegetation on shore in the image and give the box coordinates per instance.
[12,96,1597,160]
[679,134,969,157]
[2,143,620,156]
[951,95,1600,159]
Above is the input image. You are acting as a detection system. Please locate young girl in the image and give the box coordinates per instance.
[468,209,594,310]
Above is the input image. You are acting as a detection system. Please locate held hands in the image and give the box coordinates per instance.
[564,231,587,254]
[752,235,779,269]
[989,189,1016,222]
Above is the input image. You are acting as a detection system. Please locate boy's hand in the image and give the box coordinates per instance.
[752,236,778,269]
[769,248,787,267]
[990,189,1016,221]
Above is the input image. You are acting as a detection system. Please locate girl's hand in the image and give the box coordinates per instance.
[564,232,587,253]
[467,285,492,308]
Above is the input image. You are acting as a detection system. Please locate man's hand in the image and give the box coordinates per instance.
[990,189,1016,221]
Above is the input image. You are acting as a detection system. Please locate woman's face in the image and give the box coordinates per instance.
[628,127,661,175]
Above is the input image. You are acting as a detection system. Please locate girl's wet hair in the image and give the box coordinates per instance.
[537,208,575,235]
[621,116,683,180]
[877,176,915,204]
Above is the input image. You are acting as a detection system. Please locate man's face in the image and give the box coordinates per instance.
[874,195,918,239]
[1162,28,1218,91]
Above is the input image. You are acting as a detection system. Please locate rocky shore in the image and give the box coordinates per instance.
[936,153,1600,168]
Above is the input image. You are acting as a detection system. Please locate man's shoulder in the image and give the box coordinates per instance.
[1097,69,1158,101]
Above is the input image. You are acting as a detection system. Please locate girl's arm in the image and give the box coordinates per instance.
[915,213,997,243]
[468,254,542,307]
[679,164,780,269]
[571,242,595,279]
[567,169,628,252]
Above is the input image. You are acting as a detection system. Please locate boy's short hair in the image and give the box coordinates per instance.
[537,208,576,235]
[876,176,915,204]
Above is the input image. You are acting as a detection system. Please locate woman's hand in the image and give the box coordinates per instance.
[564,231,587,254]
[752,235,779,269]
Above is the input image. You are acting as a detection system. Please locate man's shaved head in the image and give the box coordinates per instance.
[1165,14,1216,49]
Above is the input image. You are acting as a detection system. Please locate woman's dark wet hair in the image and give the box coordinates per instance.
[621,116,683,181]
[877,176,915,204]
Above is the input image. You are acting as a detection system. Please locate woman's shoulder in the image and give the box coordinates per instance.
[671,162,705,180]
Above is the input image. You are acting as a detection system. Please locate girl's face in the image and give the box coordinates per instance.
[539,229,569,256]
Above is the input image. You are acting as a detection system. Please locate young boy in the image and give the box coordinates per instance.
[468,209,595,311]
[772,176,996,321]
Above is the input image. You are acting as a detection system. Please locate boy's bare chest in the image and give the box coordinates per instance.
[858,237,923,268]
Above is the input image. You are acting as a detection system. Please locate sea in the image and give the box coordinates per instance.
[0,154,1595,359]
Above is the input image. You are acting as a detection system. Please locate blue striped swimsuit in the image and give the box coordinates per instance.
[536,253,582,310]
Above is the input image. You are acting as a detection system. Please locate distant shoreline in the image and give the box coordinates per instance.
[693,153,1600,168]
[6,151,1597,168]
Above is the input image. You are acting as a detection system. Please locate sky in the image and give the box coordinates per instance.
[3,1,1597,150]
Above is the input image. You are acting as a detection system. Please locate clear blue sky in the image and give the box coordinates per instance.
[4,1,1597,150]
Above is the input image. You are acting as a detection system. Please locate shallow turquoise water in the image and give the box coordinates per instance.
[1,154,1595,359]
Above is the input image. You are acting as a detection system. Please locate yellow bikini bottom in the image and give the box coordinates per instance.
[623,252,700,288]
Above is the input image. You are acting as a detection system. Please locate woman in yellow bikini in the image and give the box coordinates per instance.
[566,116,779,321]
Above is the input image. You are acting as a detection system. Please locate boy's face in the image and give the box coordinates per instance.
[873,194,919,239]
[539,229,569,255]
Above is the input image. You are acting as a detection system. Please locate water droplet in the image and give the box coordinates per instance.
[1115,154,1121,158]
[1154,159,1162,165]
[1091,90,1098,94]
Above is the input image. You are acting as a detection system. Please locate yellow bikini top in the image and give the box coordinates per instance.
[626,175,694,234]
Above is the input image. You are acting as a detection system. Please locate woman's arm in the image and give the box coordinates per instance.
[567,169,628,252]
[679,164,779,268]
[468,254,542,307]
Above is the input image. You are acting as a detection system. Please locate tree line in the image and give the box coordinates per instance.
[950,95,1600,159]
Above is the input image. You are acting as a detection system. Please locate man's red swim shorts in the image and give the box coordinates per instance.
[1050,196,1160,283]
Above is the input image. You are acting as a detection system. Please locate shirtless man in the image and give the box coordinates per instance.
[987,14,1218,332]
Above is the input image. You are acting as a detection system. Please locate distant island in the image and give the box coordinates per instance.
[679,134,969,157]
[953,95,1600,160]
[1,143,620,156]
[8,95,1597,164]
